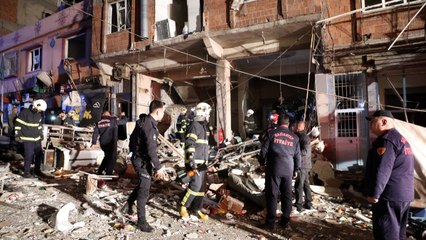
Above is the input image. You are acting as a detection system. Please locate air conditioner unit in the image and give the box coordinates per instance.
[113,65,131,80]
[155,18,176,41]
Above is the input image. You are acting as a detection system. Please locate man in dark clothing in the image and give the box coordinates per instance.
[259,114,301,230]
[91,110,127,175]
[8,106,18,139]
[15,99,47,178]
[123,100,166,232]
[244,109,256,139]
[364,110,414,240]
[180,102,211,221]
[293,121,313,212]
[176,108,188,147]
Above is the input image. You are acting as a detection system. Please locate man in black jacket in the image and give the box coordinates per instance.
[92,110,127,175]
[15,99,47,178]
[259,114,301,230]
[123,100,166,232]
[293,121,312,212]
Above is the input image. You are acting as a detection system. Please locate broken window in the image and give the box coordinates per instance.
[29,48,42,72]
[108,0,131,34]
[66,33,86,60]
[362,0,424,12]
[1,52,18,78]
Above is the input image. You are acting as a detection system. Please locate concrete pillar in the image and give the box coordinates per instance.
[216,59,232,142]
[237,75,248,139]
[132,73,151,120]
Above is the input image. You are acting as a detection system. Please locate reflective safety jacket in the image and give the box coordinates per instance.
[244,115,256,132]
[176,114,188,135]
[15,108,43,142]
[185,120,209,167]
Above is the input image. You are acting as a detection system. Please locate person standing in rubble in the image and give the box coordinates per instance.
[244,109,257,139]
[63,110,76,126]
[15,99,47,178]
[91,110,127,175]
[260,112,279,143]
[176,108,188,147]
[180,102,211,221]
[364,110,414,240]
[123,100,166,232]
[259,114,301,230]
[293,121,313,212]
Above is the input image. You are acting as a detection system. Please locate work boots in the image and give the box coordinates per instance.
[137,220,154,232]
[197,210,209,221]
[180,206,189,218]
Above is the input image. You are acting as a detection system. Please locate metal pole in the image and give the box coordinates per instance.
[402,71,408,122]
[388,2,426,50]
[0,54,4,135]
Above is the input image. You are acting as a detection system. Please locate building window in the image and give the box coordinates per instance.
[66,33,86,59]
[108,0,130,34]
[1,52,18,78]
[29,47,42,72]
[362,0,424,12]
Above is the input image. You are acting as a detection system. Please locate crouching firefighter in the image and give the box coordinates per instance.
[180,102,211,221]
[122,100,166,232]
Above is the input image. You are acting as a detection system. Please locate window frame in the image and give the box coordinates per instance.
[65,33,87,60]
[28,47,42,73]
[2,52,18,78]
[108,0,128,34]
[361,0,426,13]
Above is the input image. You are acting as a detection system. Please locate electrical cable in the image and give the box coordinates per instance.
[59,0,426,113]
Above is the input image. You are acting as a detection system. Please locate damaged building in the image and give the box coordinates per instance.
[0,0,425,239]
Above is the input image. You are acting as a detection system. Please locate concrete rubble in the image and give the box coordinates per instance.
[0,134,423,239]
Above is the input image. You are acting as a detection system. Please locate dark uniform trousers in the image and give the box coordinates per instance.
[372,200,410,240]
[97,142,118,175]
[265,173,292,225]
[295,168,312,209]
[128,157,151,221]
[23,141,43,175]
[181,171,207,212]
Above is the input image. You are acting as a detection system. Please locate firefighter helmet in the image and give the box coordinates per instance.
[194,102,211,121]
[33,99,47,112]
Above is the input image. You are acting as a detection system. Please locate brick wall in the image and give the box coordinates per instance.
[204,0,322,31]
[91,0,154,57]
[323,0,426,49]
[0,0,18,36]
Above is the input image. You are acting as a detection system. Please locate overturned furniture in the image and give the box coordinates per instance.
[43,125,104,170]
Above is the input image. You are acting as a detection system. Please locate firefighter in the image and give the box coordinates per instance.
[91,110,127,175]
[293,121,313,212]
[123,100,166,232]
[259,114,301,230]
[176,108,188,147]
[15,99,47,178]
[180,102,211,221]
[244,109,256,139]
[260,112,279,143]
[364,110,414,240]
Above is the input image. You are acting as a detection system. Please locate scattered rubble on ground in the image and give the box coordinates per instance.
[0,138,423,239]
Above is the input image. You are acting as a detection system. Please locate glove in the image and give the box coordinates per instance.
[153,166,167,180]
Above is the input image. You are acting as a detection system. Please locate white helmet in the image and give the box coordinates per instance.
[194,102,211,121]
[247,109,254,116]
[33,99,47,112]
